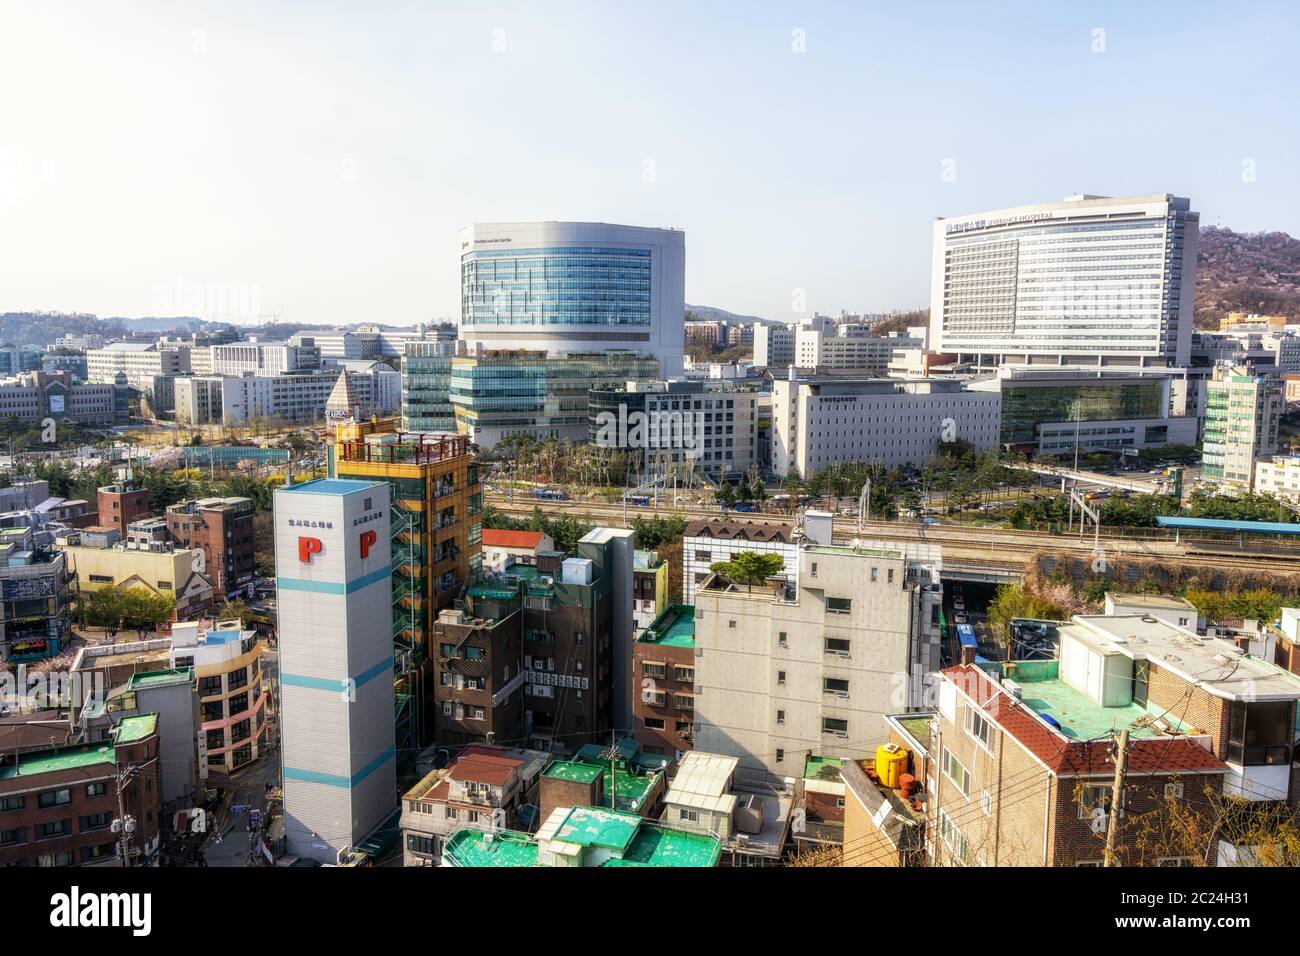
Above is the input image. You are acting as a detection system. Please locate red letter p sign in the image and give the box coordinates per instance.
[359,530,378,559]
[298,536,323,563]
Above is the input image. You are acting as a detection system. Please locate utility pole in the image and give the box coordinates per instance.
[1103,728,1129,867]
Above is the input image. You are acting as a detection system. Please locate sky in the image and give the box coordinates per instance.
[2,0,1298,327]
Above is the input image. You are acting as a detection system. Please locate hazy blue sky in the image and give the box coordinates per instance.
[3,1,1297,326]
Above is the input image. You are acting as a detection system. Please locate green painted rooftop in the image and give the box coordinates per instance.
[638,604,695,648]
[442,829,539,867]
[114,714,158,743]
[0,744,114,780]
[127,668,193,690]
[444,809,720,867]
[616,823,721,867]
[804,755,843,782]
[554,806,639,852]
[1004,660,1187,741]
[543,761,604,785]
[893,715,933,750]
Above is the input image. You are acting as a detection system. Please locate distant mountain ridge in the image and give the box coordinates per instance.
[1194,226,1300,329]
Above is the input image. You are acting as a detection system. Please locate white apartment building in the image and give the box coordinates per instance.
[681,518,803,605]
[770,374,1001,478]
[754,323,797,368]
[930,194,1199,368]
[210,341,322,376]
[175,365,401,425]
[87,342,191,386]
[692,543,940,786]
[793,318,924,373]
[1254,454,1300,506]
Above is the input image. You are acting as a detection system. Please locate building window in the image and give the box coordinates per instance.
[827,597,851,614]
[79,812,112,831]
[37,789,70,809]
[0,796,25,812]
[965,708,993,751]
[777,670,786,686]
[644,717,666,731]
[822,717,849,737]
[942,749,971,796]
[0,828,24,846]
[778,631,788,647]
[824,677,849,696]
[825,637,850,656]
[1078,783,1120,821]
[1227,700,1292,766]
[37,819,70,840]
[776,749,784,763]
[776,710,785,725]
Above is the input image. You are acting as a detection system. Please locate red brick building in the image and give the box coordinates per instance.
[632,604,696,767]
[0,713,163,867]
[97,481,150,537]
[165,497,257,599]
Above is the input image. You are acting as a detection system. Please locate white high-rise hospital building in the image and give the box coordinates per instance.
[930,194,1199,369]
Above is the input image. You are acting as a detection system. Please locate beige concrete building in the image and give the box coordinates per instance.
[691,543,941,787]
[58,530,215,621]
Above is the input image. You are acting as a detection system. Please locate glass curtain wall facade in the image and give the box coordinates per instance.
[999,380,1165,445]
[462,247,652,327]
[450,351,660,447]
[402,340,456,433]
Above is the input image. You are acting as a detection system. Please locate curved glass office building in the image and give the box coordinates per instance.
[455,222,686,449]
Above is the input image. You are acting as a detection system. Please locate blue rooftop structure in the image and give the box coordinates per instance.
[1155,516,1300,536]
[278,478,382,496]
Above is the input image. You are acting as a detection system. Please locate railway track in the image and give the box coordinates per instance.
[487,495,1300,577]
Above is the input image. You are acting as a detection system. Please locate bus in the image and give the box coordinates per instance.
[956,623,977,650]
[623,493,652,507]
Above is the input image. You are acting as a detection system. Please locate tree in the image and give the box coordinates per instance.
[119,587,176,637]
[709,551,785,591]
[81,586,128,638]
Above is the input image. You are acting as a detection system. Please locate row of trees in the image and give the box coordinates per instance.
[1007,488,1300,532]
[78,585,176,639]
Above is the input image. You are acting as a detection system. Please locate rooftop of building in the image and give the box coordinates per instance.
[0,742,115,780]
[481,529,546,550]
[633,549,661,571]
[113,713,157,743]
[1105,592,1199,611]
[804,755,844,783]
[1066,614,1300,701]
[805,542,903,560]
[887,714,933,753]
[277,478,387,498]
[442,805,719,868]
[638,604,695,648]
[126,668,193,690]
[663,752,739,814]
[943,663,1228,778]
[544,747,662,814]
[684,519,791,542]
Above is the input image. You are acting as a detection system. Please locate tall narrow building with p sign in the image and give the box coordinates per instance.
[274,478,396,864]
